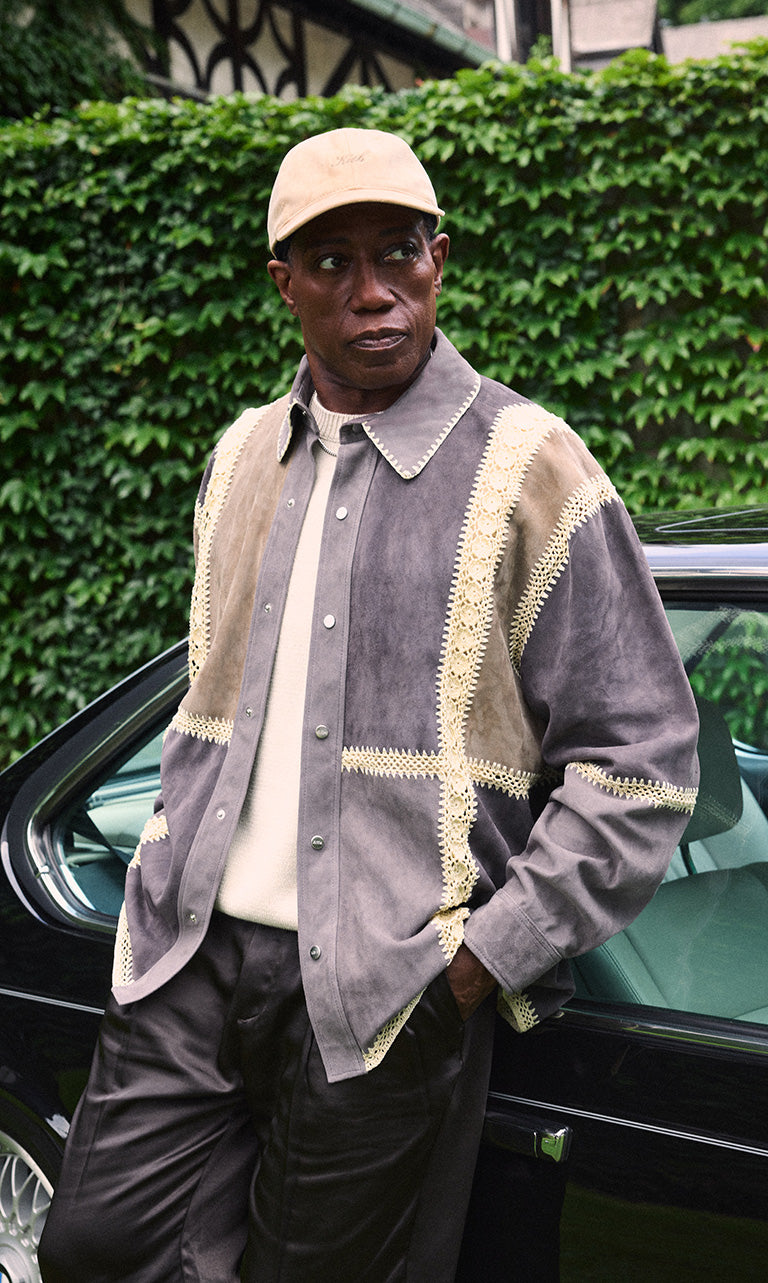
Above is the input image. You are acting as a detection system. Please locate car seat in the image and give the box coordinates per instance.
[573,697,768,1022]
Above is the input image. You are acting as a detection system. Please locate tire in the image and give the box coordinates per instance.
[0,1106,62,1283]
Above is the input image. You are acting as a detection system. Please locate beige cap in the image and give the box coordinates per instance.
[267,127,444,252]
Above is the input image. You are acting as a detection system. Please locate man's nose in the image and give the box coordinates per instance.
[350,260,393,310]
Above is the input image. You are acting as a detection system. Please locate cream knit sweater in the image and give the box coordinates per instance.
[215,397,346,928]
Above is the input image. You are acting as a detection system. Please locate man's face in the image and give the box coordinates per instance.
[268,203,449,414]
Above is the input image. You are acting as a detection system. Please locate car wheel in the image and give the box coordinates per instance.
[0,1128,55,1283]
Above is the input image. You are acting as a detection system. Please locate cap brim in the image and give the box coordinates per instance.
[270,190,445,252]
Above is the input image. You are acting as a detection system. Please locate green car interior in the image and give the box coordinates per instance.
[574,603,768,1023]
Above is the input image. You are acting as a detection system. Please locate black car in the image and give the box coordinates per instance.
[2,510,768,1282]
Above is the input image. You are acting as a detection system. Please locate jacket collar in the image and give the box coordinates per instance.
[276,329,481,480]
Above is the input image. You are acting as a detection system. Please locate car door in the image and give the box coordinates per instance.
[460,581,768,1281]
[0,644,188,1281]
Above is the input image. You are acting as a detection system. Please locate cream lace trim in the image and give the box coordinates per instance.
[509,473,619,670]
[470,758,541,799]
[570,761,698,813]
[361,373,480,479]
[170,707,234,746]
[189,406,267,683]
[125,812,170,873]
[362,990,424,1072]
[341,747,540,800]
[112,901,132,987]
[139,811,169,846]
[499,988,540,1033]
[113,813,170,988]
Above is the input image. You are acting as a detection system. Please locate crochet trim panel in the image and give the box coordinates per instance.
[170,707,234,746]
[341,746,541,801]
[569,761,698,813]
[470,758,542,799]
[112,902,132,987]
[499,987,540,1033]
[508,473,619,671]
[138,811,169,847]
[126,811,170,874]
[362,990,424,1072]
[433,401,564,958]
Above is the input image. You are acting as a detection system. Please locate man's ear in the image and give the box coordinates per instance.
[430,232,450,298]
[268,260,299,317]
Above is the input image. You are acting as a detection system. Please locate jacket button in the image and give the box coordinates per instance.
[323,614,336,629]
[310,835,325,851]
[315,725,329,739]
[309,945,322,960]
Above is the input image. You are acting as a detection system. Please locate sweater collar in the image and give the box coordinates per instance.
[276,329,481,480]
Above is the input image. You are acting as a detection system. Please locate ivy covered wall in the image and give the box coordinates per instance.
[1,47,767,765]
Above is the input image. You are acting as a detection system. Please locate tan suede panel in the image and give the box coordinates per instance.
[466,424,606,774]
[180,395,291,725]
[499,423,605,632]
[465,618,544,775]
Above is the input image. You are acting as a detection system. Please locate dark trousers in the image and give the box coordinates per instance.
[39,912,496,1283]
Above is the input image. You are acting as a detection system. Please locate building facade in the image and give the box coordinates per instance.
[126,1,768,105]
[127,0,504,99]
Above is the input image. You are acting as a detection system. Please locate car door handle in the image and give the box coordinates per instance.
[482,1109,573,1164]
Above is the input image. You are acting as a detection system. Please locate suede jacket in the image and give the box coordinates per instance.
[113,330,700,1082]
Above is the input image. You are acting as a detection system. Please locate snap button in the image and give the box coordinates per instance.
[264,602,273,613]
[216,808,226,820]
[335,506,348,520]
[187,911,198,924]
[309,945,322,960]
[323,614,336,629]
[287,497,295,508]
[245,707,253,718]
[310,835,325,851]
[315,725,329,740]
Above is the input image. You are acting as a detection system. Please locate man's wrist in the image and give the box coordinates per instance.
[445,943,496,1020]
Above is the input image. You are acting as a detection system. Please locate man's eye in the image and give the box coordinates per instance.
[386,244,418,262]
[317,254,346,271]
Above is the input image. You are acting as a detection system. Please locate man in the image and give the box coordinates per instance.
[40,128,699,1282]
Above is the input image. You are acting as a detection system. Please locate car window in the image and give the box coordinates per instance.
[574,601,768,1026]
[54,726,165,918]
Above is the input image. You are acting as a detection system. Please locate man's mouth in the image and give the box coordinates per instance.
[351,330,407,351]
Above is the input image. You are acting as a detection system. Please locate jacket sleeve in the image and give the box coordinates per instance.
[113,442,220,993]
[463,491,700,1017]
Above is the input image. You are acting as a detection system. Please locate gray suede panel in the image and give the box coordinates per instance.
[343,426,477,751]
[335,770,448,1046]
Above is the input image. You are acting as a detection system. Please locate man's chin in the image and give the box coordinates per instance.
[347,343,430,392]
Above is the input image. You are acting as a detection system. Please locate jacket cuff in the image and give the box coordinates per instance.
[462,886,562,996]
